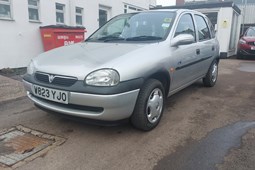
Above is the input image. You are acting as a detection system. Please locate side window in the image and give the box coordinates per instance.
[194,15,211,41]
[56,3,65,25]
[76,7,83,26]
[0,0,12,19]
[105,18,126,35]
[174,14,196,40]
[28,0,40,22]
[205,16,215,38]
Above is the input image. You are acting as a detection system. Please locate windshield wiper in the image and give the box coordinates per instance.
[97,35,125,42]
[126,36,162,41]
[103,37,125,42]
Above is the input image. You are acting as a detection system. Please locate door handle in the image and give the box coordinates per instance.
[178,61,182,65]
[212,46,215,51]
[196,49,200,55]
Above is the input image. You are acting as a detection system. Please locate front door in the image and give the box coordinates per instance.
[171,13,201,90]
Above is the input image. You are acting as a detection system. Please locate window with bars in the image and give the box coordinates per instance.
[124,4,144,13]
[28,0,40,21]
[56,3,65,24]
[76,7,83,26]
[0,0,12,19]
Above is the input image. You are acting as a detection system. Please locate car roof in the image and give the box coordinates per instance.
[147,9,203,15]
[125,9,207,19]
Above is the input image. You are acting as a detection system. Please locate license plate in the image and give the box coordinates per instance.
[32,85,69,104]
[251,46,255,50]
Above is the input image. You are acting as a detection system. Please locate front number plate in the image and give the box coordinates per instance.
[32,85,69,104]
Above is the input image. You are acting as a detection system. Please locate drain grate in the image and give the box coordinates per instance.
[0,125,65,168]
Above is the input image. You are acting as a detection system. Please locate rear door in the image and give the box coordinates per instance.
[193,14,216,75]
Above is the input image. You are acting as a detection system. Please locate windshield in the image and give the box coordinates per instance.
[86,11,175,42]
[246,27,255,37]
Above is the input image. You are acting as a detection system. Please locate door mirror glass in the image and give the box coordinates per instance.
[171,34,195,47]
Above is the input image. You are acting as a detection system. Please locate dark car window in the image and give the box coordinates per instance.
[174,14,196,40]
[194,15,211,41]
[245,28,255,37]
[205,16,215,38]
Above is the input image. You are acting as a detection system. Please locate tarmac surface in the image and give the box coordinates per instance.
[0,59,255,170]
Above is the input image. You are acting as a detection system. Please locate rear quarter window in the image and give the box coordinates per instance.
[205,16,216,38]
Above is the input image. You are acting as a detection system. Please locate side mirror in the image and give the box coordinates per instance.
[171,34,195,47]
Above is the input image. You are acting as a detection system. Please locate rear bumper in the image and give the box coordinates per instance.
[23,80,139,121]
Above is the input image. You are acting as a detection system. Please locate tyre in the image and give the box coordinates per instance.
[131,79,165,131]
[237,51,244,59]
[203,60,218,87]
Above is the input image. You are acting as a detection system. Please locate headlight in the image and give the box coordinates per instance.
[85,69,120,86]
[27,61,35,75]
[239,39,246,44]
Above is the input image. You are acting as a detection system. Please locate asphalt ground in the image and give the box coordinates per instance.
[0,59,255,170]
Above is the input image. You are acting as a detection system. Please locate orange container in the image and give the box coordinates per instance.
[40,25,86,51]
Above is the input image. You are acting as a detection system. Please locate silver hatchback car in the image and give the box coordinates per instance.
[23,9,219,131]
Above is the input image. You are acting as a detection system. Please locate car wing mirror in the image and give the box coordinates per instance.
[171,34,195,47]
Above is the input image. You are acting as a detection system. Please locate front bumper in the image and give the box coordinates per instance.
[23,80,139,121]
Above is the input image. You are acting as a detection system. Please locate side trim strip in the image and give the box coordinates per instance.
[176,56,212,70]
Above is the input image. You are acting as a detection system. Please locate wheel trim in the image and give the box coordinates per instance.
[211,63,218,82]
[146,88,163,123]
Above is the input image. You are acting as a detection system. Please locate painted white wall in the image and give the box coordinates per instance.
[216,7,233,56]
[235,11,242,54]
[238,4,255,24]
[0,0,156,69]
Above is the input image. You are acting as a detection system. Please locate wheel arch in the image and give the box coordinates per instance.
[215,56,220,64]
[144,70,171,96]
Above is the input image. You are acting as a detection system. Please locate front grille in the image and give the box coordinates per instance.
[34,95,104,113]
[51,77,77,86]
[242,49,255,55]
[247,50,255,55]
[35,72,78,87]
[247,42,255,46]
[35,73,49,82]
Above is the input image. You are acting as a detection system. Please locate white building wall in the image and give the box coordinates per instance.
[0,0,156,69]
[238,4,255,24]
[216,7,233,56]
[235,11,242,53]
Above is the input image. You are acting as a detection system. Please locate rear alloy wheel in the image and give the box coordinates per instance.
[203,60,218,87]
[131,79,165,131]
